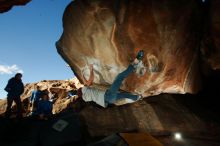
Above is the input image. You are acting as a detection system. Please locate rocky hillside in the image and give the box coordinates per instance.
[0,77,82,117]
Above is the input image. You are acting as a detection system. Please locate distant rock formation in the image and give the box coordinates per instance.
[0,77,82,117]
[0,0,31,13]
[57,0,204,97]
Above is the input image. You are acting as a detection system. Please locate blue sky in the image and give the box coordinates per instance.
[0,0,73,99]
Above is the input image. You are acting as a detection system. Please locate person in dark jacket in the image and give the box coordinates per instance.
[36,93,53,120]
[4,73,24,118]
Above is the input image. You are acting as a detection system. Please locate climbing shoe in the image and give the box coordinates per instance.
[136,50,144,60]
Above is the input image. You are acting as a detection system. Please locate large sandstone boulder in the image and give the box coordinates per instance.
[0,0,31,13]
[57,0,202,97]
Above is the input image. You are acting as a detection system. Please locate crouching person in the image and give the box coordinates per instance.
[36,93,53,120]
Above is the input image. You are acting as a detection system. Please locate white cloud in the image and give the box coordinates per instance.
[0,64,24,75]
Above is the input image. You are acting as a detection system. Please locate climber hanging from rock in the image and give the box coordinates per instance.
[76,50,147,108]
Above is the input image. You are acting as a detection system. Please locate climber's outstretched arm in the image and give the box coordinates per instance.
[83,64,94,87]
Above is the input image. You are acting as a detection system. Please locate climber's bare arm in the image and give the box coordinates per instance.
[83,64,94,87]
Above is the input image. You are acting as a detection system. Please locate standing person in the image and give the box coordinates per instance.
[30,85,42,115]
[77,50,146,108]
[4,73,24,118]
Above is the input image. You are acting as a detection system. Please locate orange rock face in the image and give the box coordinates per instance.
[57,0,202,97]
[0,0,31,13]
